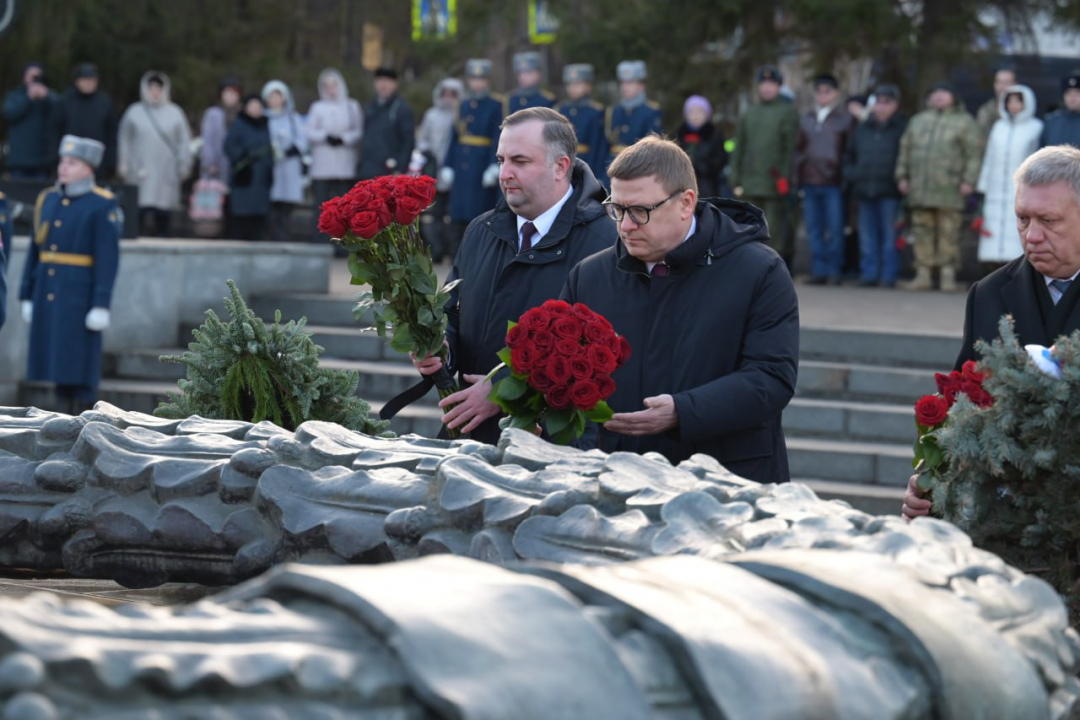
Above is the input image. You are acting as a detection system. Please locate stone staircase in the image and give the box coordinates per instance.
[21,288,961,516]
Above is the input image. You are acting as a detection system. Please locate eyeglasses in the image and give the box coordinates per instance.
[603,190,683,225]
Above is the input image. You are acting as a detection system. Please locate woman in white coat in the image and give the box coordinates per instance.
[977,84,1043,265]
[262,80,308,241]
[118,71,193,237]
[306,68,362,240]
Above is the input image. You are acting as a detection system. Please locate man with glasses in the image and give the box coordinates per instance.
[562,136,799,482]
[413,107,616,443]
[843,83,907,287]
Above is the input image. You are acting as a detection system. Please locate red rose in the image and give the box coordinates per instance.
[545,384,572,410]
[528,367,554,392]
[547,356,573,384]
[317,199,348,238]
[594,374,616,399]
[552,316,584,341]
[408,175,438,206]
[914,394,949,426]
[543,299,573,317]
[520,308,553,332]
[349,210,383,239]
[961,360,986,384]
[532,329,555,349]
[959,380,993,408]
[346,186,374,206]
[583,319,612,344]
[935,370,964,406]
[506,323,529,349]
[511,342,540,374]
[587,344,618,374]
[617,335,632,365]
[555,338,583,358]
[570,356,592,381]
[572,303,598,322]
[372,199,392,228]
[394,196,427,226]
[569,380,602,411]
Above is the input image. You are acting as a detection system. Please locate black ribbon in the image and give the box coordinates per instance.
[379,367,455,421]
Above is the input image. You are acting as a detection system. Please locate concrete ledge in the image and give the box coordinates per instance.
[1,236,332,386]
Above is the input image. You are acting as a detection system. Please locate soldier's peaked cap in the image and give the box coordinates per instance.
[757,65,783,84]
[1062,71,1080,92]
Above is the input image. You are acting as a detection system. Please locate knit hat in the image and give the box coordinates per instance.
[683,95,712,119]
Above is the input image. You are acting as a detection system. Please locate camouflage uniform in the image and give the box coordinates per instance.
[895,104,982,279]
[729,97,798,263]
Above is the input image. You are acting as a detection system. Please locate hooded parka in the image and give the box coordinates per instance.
[976,84,1043,262]
[118,71,193,210]
[262,80,308,204]
[306,69,363,181]
[445,159,618,444]
[562,199,799,482]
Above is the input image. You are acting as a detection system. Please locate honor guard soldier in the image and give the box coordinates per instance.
[441,59,504,260]
[19,135,122,414]
[505,51,556,114]
[558,63,609,187]
[606,60,663,162]
[1040,71,1080,148]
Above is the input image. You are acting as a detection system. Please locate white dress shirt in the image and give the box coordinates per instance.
[516,185,574,251]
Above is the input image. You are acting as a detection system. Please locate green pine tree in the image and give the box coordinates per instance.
[933,315,1080,620]
[155,280,393,437]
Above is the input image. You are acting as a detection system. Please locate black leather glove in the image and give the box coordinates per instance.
[326,135,343,147]
[285,145,302,158]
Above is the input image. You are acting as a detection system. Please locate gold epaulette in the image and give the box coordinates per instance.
[541,89,556,101]
[92,186,115,200]
[646,100,661,110]
[489,92,505,103]
[589,100,605,111]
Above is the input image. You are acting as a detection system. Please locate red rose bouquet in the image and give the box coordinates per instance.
[486,300,631,445]
[912,360,992,490]
[318,175,462,435]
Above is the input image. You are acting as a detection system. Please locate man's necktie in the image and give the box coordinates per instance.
[650,262,670,278]
[1051,279,1073,304]
[520,221,537,253]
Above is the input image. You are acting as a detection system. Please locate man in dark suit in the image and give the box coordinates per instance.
[903,144,1080,519]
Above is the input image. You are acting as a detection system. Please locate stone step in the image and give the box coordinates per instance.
[796,360,936,404]
[800,326,960,370]
[783,397,914,444]
[250,293,363,328]
[786,437,913,487]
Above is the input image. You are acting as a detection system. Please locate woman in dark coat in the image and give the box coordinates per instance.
[224,94,274,240]
[675,95,726,199]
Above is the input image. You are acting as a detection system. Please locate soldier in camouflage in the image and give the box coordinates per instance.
[729,66,799,268]
[895,81,982,292]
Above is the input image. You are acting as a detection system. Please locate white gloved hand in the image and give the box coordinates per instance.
[21,301,32,323]
[482,163,500,188]
[85,307,111,332]
[437,166,454,192]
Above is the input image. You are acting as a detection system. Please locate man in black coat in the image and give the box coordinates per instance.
[413,107,617,443]
[843,83,907,287]
[562,136,799,482]
[904,145,1080,519]
[358,68,415,180]
[47,63,118,178]
[1039,72,1080,148]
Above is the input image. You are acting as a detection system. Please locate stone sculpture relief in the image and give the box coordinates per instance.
[0,403,1077,718]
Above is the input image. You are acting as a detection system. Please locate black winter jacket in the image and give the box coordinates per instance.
[1040,109,1080,149]
[446,159,618,444]
[562,199,799,482]
[47,87,118,176]
[843,112,908,200]
[675,121,727,199]
[358,94,415,180]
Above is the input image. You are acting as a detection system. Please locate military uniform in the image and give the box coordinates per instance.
[0,193,12,330]
[505,51,555,114]
[445,60,503,227]
[729,67,799,264]
[1040,73,1080,148]
[607,60,663,165]
[19,138,121,403]
[557,64,609,187]
[895,95,982,284]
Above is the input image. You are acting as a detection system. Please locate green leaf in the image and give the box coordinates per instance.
[497,347,513,369]
[544,408,574,437]
[496,375,528,401]
[585,400,614,423]
[417,306,436,327]
[410,270,437,295]
[389,323,414,353]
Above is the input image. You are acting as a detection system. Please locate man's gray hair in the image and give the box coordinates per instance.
[501,107,577,166]
[1014,145,1080,200]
